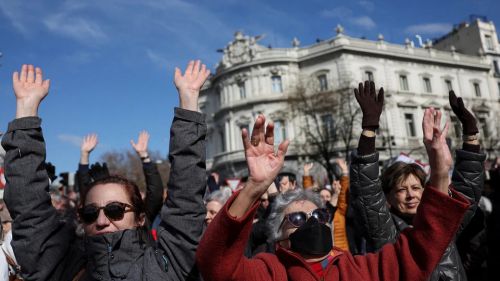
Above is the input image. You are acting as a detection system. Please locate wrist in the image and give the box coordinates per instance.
[361,129,376,138]
[16,103,39,118]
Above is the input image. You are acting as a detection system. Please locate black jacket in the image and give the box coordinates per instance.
[350,150,485,281]
[2,108,207,281]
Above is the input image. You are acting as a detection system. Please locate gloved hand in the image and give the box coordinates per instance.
[46,162,58,182]
[449,91,478,135]
[354,81,384,130]
[89,162,110,181]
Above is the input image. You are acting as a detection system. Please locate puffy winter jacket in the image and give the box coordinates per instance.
[350,150,485,281]
[2,108,207,281]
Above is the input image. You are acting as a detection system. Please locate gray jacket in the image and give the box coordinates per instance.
[350,150,485,281]
[2,108,207,281]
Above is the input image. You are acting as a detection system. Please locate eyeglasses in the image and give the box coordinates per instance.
[78,202,135,224]
[279,208,330,229]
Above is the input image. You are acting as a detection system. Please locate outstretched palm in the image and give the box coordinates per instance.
[81,134,98,154]
[131,131,150,156]
[243,115,289,194]
[13,64,50,118]
[422,108,452,174]
[173,60,210,111]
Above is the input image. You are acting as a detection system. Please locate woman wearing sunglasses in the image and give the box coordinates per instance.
[197,82,470,281]
[2,61,209,280]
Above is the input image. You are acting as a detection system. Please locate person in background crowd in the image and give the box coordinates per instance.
[205,190,231,225]
[276,172,296,193]
[0,204,19,280]
[3,62,209,280]
[350,83,485,281]
[196,80,470,281]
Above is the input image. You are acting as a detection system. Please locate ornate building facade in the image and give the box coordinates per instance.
[200,18,500,180]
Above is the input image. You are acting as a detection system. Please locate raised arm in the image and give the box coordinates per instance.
[349,81,397,251]
[448,91,486,232]
[77,133,98,194]
[2,65,76,280]
[131,131,164,224]
[197,115,289,281]
[156,60,210,280]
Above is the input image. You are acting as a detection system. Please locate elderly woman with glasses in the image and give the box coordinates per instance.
[2,62,209,281]
[197,82,470,281]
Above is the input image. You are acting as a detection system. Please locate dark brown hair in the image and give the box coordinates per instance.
[381,162,426,194]
[81,175,145,220]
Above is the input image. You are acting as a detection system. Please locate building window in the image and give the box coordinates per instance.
[318,74,328,91]
[485,34,495,51]
[450,116,461,138]
[473,82,481,97]
[219,131,225,152]
[321,114,335,138]
[238,82,246,99]
[365,71,374,82]
[478,117,490,138]
[399,75,409,91]
[274,120,287,144]
[423,77,432,93]
[445,79,453,92]
[494,61,500,75]
[404,113,416,137]
[271,75,283,93]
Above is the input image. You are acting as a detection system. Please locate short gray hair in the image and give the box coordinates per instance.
[205,189,231,206]
[266,189,324,241]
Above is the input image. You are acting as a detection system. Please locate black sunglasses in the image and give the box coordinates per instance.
[78,202,135,224]
[280,208,330,229]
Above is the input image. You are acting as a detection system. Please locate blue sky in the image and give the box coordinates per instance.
[1,0,499,172]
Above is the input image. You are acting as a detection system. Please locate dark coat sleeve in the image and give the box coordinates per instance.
[451,149,486,235]
[157,108,207,281]
[2,117,77,281]
[76,163,91,194]
[142,162,164,224]
[349,151,398,252]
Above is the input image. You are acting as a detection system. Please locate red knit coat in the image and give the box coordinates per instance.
[197,186,469,281]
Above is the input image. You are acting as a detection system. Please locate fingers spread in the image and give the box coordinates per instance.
[364,80,370,97]
[192,60,201,80]
[20,64,27,82]
[241,128,251,150]
[377,87,384,104]
[12,71,19,85]
[35,67,43,85]
[251,115,266,143]
[276,140,290,158]
[358,83,364,98]
[369,81,376,98]
[184,60,194,76]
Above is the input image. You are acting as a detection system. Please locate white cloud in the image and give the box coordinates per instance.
[350,16,376,30]
[358,1,375,12]
[146,49,170,69]
[405,23,452,35]
[58,134,82,147]
[320,7,352,19]
[43,14,107,45]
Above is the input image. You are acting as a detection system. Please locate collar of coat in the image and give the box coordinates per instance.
[84,230,146,280]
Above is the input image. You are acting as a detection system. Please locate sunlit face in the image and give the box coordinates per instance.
[319,190,332,204]
[83,183,143,236]
[278,200,318,249]
[279,176,296,193]
[387,174,423,218]
[205,200,223,225]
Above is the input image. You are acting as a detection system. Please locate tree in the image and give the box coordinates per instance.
[100,150,170,192]
[289,78,361,183]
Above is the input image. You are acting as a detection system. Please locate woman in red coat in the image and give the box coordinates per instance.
[197,82,469,281]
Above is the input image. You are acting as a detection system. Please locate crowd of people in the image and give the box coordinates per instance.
[0,62,498,281]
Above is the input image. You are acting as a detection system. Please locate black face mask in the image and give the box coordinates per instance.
[289,217,332,257]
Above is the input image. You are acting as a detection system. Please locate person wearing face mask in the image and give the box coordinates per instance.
[2,61,209,280]
[196,84,471,281]
[350,83,485,281]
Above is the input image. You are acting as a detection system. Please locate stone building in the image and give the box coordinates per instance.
[200,17,500,181]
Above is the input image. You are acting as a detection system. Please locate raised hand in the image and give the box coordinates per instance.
[13,64,51,118]
[422,108,451,194]
[242,115,290,197]
[449,91,478,136]
[335,158,348,175]
[354,81,384,130]
[130,131,150,158]
[80,134,98,165]
[303,163,314,176]
[174,60,211,111]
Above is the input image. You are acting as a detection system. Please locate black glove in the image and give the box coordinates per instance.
[354,81,384,130]
[449,91,478,135]
[46,162,58,182]
[89,162,110,181]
